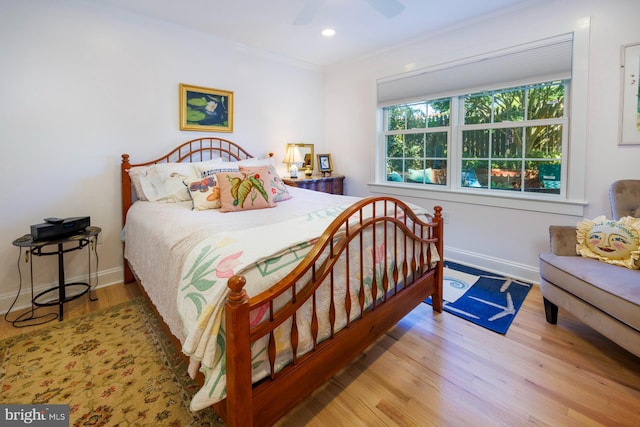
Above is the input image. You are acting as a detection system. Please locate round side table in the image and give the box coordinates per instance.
[8,226,100,326]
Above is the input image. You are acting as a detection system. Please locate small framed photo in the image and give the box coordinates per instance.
[179,83,233,132]
[317,153,333,176]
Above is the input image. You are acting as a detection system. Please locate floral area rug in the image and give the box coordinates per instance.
[0,297,224,426]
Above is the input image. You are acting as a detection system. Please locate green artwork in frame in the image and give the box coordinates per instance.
[180,83,233,132]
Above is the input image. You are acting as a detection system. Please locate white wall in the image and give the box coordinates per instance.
[324,0,640,282]
[0,0,325,312]
[2,0,638,314]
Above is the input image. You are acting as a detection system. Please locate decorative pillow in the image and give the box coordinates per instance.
[185,176,222,210]
[239,164,291,202]
[236,157,274,167]
[191,157,223,173]
[197,157,272,177]
[127,166,149,201]
[197,161,240,178]
[138,163,200,202]
[216,167,277,212]
[576,215,640,269]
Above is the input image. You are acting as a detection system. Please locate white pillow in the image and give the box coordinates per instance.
[191,158,223,171]
[197,161,240,178]
[236,157,275,167]
[127,166,149,201]
[139,163,200,202]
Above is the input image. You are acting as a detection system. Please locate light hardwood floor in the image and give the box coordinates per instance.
[2,283,639,426]
[0,283,142,340]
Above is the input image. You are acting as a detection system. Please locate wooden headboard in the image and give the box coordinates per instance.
[120,137,258,284]
[121,137,255,226]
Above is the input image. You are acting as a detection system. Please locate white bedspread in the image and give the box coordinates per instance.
[124,187,361,342]
[124,186,438,411]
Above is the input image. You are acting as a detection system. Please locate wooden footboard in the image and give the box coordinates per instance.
[221,197,443,426]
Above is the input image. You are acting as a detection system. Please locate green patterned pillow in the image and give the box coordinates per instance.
[216,167,277,212]
[240,165,291,202]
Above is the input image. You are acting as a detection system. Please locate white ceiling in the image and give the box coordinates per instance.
[88,0,538,66]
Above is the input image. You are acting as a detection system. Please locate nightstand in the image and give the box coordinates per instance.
[283,174,345,195]
[9,226,100,326]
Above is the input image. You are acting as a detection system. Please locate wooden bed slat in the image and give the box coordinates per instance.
[224,197,442,426]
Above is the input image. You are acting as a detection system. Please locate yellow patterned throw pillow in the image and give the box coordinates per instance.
[216,166,277,212]
[576,215,640,269]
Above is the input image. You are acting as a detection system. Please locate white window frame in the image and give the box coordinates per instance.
[370,20,590,217]
[454,82,569,195]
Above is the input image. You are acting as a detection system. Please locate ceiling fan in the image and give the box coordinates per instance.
[293,0,406,26]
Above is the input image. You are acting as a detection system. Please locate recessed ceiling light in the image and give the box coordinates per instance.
[321,28,336,37]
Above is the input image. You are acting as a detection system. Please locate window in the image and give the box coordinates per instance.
[461,81,565,194]
[385,99,450,186]
[378,33,575,201]
[384,80,566,195]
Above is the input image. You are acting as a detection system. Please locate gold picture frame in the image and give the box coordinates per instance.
[179,83,233,132]
[317,153,333,176]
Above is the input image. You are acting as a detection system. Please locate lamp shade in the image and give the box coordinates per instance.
[283,145,304,178]
[283,145,303,165]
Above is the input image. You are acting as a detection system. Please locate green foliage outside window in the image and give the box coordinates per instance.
[461,81,564,193]
[383,81,565,194]
[385,99,450,185]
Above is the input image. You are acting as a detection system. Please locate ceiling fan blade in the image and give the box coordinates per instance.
[365,0,405,19]
[293,0,325,26]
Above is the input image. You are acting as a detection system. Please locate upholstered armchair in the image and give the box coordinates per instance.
[538,180,640,357]
[610,179,640,219]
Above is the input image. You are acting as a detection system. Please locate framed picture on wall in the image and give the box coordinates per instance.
[179,83,233,132]
[621,43,640,145]
[317,153,333,176]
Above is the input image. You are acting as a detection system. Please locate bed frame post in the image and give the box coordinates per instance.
[432,206,444,312]
[225,275,253,427]
[121,154,135,284]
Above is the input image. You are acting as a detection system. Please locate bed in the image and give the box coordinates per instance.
[120,137,444,426]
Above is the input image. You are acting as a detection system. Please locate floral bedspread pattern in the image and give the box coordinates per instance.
[177,203,436,410]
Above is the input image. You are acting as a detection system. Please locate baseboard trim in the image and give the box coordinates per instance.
[0,267,123,314]
[1,253,538,315]
[444,245,540,285]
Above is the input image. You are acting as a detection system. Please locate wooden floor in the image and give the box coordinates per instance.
[0,283,142,340]
[2,283,639,426]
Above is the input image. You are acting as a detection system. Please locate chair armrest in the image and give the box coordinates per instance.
[549,225,578,256]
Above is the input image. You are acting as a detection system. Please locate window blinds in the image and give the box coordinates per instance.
[377,33,574,106]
